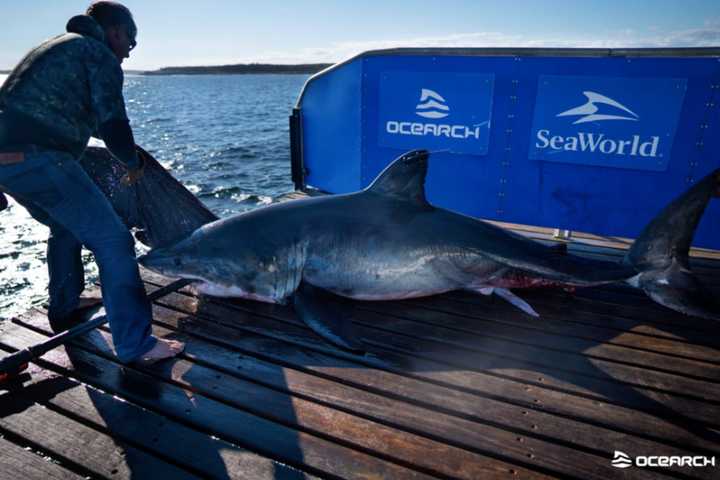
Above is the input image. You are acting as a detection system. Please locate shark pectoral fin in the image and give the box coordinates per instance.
[492,288,540,318]
[293,282,365,355]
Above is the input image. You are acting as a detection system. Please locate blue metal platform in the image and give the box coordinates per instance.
[291,48,720,249]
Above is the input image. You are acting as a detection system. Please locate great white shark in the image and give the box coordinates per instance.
[136,149,720,353]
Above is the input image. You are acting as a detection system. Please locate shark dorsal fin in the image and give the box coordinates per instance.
[366,149,430,204]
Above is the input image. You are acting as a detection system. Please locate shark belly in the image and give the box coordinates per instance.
[303,240,488,301]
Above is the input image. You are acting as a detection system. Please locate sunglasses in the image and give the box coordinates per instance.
[126,24,137,51]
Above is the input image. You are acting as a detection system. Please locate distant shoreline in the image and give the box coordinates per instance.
[142,63,333,75]
[2,63,334,76]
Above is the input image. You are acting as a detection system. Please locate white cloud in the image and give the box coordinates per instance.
[250,23,720,65]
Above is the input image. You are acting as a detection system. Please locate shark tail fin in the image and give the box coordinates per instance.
[625,169,720,320]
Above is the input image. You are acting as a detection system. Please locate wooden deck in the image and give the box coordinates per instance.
[2,211,720,479]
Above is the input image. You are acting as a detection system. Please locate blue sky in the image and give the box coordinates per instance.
[1,0,719,70]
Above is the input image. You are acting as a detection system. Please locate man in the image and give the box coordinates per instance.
[0,2,183,364]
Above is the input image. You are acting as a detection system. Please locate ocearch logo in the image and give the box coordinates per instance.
[415,89,449,119]
[611,451,632,468]
[535,90,660,158]
[611,450,716,469]
[386,88,484,140]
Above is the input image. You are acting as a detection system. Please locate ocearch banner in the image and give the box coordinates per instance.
[529,75,687,171]
[377,71,494,155]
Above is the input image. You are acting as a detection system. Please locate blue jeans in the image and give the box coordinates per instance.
[0,147,156,362]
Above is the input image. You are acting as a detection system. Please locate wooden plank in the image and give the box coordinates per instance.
[141,280,720,455]
[0,436,85,480]
[351,315,720,407]
[19,310,562,480]
[396,296,720,365]
[464,287,720,336]
[143,301,720,476]
[104,305,720,477]
[0,316,474,480]
[355,301,720,380]
[170,286,720,424]
[0,375,201,480]
[0,350,318,480]
[25,307,715,479]
[428,290,720,353]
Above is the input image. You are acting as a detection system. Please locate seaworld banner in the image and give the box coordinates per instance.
[529,75,686,171]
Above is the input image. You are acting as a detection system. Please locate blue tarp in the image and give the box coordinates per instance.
[295,48,720,249]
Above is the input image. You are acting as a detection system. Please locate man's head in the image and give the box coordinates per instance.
[86,1,137,63]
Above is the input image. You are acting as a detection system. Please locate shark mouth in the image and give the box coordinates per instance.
[191,279,279,304]
[557,91,639,124]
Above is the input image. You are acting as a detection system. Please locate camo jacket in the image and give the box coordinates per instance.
[0,15,128,158]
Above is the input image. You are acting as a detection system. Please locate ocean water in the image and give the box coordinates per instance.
[0,73,309,319]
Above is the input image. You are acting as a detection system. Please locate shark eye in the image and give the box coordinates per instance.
[174,257,183,267]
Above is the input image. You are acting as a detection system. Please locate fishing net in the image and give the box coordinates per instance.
[79,145,218,249]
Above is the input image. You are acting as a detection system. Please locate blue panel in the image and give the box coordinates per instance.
[377,71,493,154]
[530,75,686,171]
[299,51,720,249]
[301,60,362,193]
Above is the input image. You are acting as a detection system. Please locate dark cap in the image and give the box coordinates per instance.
[86,1,136,34]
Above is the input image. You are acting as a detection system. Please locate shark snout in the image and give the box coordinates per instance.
[138,247,181,273]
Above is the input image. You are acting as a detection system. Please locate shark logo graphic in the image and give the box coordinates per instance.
[557,91,639,125]
[611,451,633,469]
[416,88,450,119]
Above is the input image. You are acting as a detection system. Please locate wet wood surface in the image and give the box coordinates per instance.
[1,221,720,479]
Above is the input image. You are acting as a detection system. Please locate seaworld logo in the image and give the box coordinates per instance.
[386,88,485,140]
[557,91,639,124]
[535,90,660,158]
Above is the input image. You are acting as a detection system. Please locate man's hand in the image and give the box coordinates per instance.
[121,163,145,186]
[121,147,147,186]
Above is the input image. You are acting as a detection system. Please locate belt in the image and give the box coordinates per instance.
[0,152,24,165]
